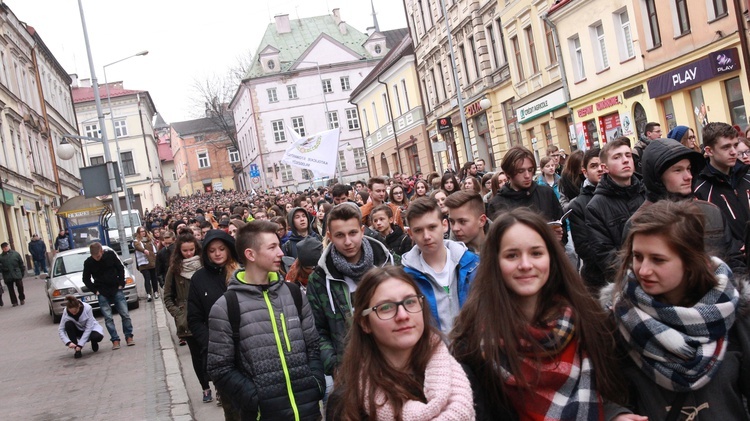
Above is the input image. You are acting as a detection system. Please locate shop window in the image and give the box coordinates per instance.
[690,87,709,145]
[662,98,677,132]
[585,119,600,148]
[725,77,746,127]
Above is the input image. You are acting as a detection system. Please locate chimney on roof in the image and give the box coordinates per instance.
[275,14,291,34]
[332,8,341,24]
[338,21,347,35]
[80,78,91,88]
[69,73,79,88]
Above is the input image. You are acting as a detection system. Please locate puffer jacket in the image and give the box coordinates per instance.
[188,230,238,351]
[634,139,746,273]
[568,180,603,291]
[693,160,750,244]
[584,174,645,281]
[0,249,25,280]
[282,208,321,259]
[306,237,393,375]
[164,266,198,338]
[402,240,479,333]
[207,272,324,420]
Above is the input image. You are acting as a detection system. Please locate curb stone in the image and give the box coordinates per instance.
[153,297,194,419]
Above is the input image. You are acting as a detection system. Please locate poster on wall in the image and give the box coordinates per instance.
[601,114,622,143]
[620,113,634,137]
[694,103,710,128]
[576,122,588,149]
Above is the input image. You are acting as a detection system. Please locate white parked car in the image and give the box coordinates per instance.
[45,246,139,323]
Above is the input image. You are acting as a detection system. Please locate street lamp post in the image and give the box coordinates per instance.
[76,0,130,259]
[103,50,148,251]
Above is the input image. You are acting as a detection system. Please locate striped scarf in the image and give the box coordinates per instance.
[613,261,738,392]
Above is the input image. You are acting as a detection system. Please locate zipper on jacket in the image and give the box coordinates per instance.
[280,313,292,352]
[262,290,300,421]
[256,409,261,421]
[720,194,737,219]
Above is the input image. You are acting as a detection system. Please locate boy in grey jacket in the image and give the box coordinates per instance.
[207,220,324,421]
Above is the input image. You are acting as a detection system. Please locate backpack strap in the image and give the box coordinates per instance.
[224,290,244,368]
[285,281,303,317]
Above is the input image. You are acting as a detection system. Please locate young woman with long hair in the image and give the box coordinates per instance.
[430,189,451,240]
[604,200,750,419]
[441,173,460,195]
[480,173,493,200]
[389,184,410,214]
[462,176,481,194]
[559,149,584,207]
[451,209,641,420]
[163,234,213,402]
[327,266,475,421]
[413,179,430,199]
[134,226,159,302]
[536,156,561,200]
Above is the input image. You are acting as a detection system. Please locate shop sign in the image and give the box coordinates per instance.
[577,105,594,118]
[432,141,448,152]
[596,96,621,111]
[516,88,567,123]
[465,101,483,118]
[437,117,453,132]
[647,48,741,98]
[0,189,12,205]
[623,85,644,99]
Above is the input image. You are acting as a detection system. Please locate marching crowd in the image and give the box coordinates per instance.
[52,120,750,420]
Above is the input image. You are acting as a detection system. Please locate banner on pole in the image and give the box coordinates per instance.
[281,128,340,178]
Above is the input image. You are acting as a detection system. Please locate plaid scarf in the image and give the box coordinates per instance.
[500,306,604,421]
[613,261,739,392]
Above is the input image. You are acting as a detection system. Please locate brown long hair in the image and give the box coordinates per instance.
[615,200,716,307]
[168,233,202,277]
[450,209,623,406]
[335,266,440,421]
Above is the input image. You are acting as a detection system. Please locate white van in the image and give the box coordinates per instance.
[107,210,141,253]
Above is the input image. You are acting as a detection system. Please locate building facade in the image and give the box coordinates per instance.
[231,10,385,191]
[0,4,82,259]
[72,80,165,214]
[170,115,239,196]
[350,33,435,178]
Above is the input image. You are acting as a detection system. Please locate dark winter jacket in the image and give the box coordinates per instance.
[207,272,324,420]
[693,160,750,244]
[54,234,70,251]
[487,183,564,223]
[28,239,46,261]
[282,208,321,259]
[155,243,175,280]
[306,237,393,375]
[188,230,238,351]
[383,224,412,258]
[633,139,746,273]
[0,249,25,280]
[584,174,645,281]
[569,180,604,291]
[81,249,125,298]
[631,135,651,176]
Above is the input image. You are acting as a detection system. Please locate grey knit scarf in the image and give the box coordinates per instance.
[330,238,374,281]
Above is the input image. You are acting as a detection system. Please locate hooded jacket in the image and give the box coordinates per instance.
[584,174,645,281]
[306,236,393,375]
[402,240,479,333]
[693,160,750,244]
[187,229,238,351]
[207,271,324,420]
[282,208,321,259]
[635,139,746,273]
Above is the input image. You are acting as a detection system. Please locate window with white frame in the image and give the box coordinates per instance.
[84,123,100,139]
[570,35,586,81]
[322,79,333,94]
[615,10,635,61]
[228,147,240,163]
[495,18,508,65]
[338,150,347,171]
[393,84,403,116]
[301,169,313,180]
[291,116,306,137]
[272,120,286,142]
[340,76,351,91]
[382,93,392,121]
[675,0,690,35]
[372,102,380,128]
[287,85,298,100]
[710,0,728,19]
[280,163,293,182]
[267,88,278,103]
[353,147,366,169]
[121,151,136,175]
[429,68,439,103]
[643,0,661,49]
[114,119,128,138]
[346,108,360,130]
[327,111,340,129]
[401,79,410,110]
[197,150,210,168]
[592,23,609,71]
[90,156,105,166]
[362,108,370,134]
[486,25,499,69]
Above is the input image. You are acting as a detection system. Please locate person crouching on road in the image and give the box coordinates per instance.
[58,295,104,359]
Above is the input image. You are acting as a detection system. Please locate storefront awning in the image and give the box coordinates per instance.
[56,196,109,218]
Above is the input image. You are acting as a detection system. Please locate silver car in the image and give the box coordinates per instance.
[45,246,139,323]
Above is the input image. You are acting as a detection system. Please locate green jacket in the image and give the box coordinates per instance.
[0,249,25,280]
[163,267,195,338]
[306,237,393,375]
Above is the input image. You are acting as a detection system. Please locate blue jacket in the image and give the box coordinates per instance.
[402,240,479,333]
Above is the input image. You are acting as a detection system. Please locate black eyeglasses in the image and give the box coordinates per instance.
[362,295,424,320]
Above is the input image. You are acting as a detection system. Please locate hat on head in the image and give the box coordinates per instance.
[218,218,230,227]
[1,242,8,248]
[667,125,690,143]
[297,236,323,267]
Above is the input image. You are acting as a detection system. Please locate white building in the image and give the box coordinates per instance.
[231,9,398,191]
[72,79,166,213]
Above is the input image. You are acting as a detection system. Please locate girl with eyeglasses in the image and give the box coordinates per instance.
[326,266,477,420]
[668,125,701,153]
[134,227,159,302]
[389,184,410,215]
[737,137,750,165]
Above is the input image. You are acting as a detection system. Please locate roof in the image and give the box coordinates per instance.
[382,28,410,49]
[72,83,144,103]
[171,115,235,137]
[350,32,413,101]
[547,0,574,16]
[245,14,371,79]
[153,112,169,130]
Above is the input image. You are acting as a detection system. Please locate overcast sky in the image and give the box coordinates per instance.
[8,0,407,123]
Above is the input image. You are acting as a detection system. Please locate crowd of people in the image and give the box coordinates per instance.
[51,120,750,420]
